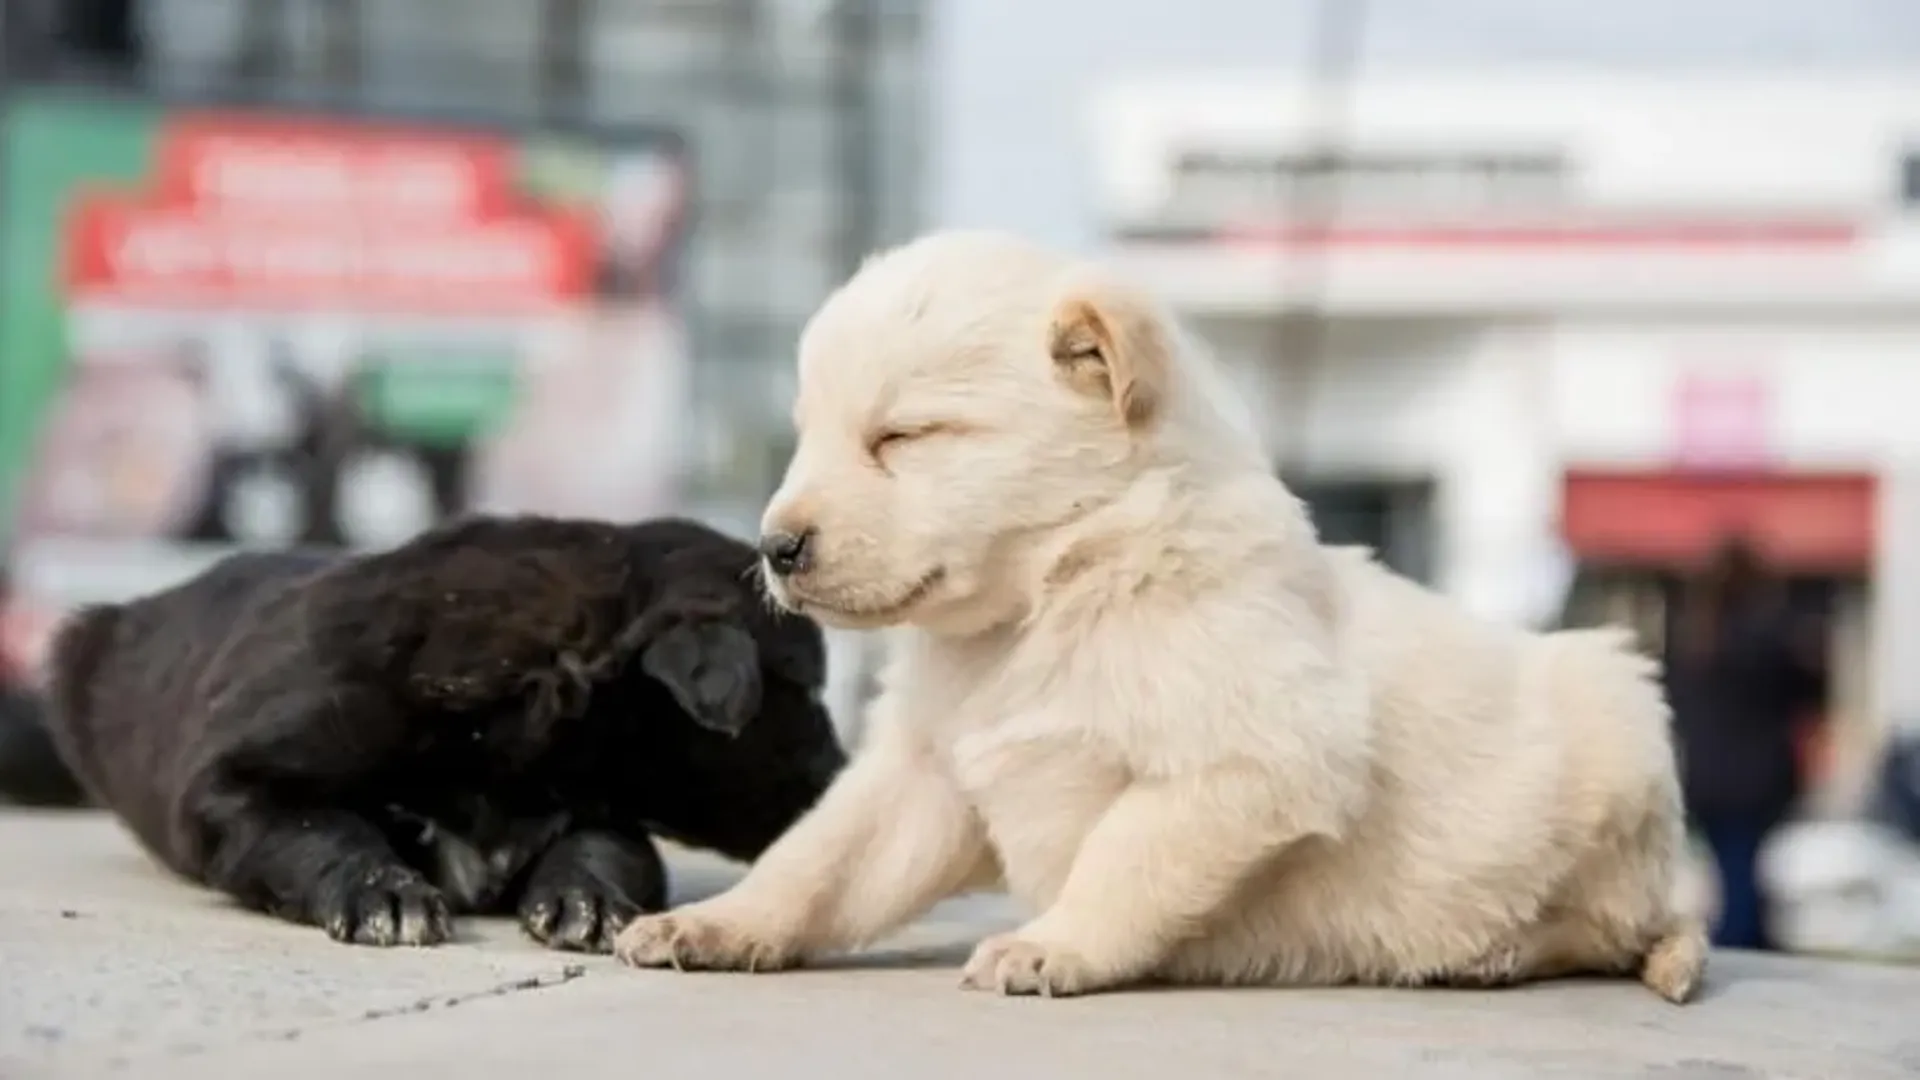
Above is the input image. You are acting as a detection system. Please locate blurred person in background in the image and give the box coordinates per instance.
[1667,534,1829,951]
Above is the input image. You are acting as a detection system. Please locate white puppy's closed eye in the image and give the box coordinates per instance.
[867,422,965,467]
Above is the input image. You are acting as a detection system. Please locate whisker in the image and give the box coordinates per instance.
[750,564,787,613]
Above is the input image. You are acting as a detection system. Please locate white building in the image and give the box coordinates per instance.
[1091,73,1920,806]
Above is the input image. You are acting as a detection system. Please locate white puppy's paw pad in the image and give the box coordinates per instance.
[612,911,795,973]
[959,933,1099,997]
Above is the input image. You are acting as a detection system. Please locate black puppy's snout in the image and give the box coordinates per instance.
[758,529,815,577]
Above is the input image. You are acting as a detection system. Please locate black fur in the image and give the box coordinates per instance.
[41,515,845,951]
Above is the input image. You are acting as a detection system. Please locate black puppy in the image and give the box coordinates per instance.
[41,515,845,951]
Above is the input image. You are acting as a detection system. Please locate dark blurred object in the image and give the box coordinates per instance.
[1667,534,1830,952]
[1868,733,1920,845]
[0,686,86,807]
[54,0,142,63]
[0,0,141,80]
[0,566,87,807]
[180,342,469,550]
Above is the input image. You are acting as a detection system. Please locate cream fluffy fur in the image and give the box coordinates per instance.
[613,229,1708,1002]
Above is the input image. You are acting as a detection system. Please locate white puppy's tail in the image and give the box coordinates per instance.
[1539,626,1705,1004]
[1640,914,1710,1004]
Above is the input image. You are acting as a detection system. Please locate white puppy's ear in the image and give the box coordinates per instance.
[1046,276,1169,428]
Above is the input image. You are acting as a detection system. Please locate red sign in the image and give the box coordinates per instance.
[1672,372,1771,468]
[1215,221,1862,250]
[1560,469,1875,572]
[61,115,596,313]
[154,112,516,224]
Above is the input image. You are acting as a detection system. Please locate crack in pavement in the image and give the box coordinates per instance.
[85,963,593,1071]
[351,963,591,1026]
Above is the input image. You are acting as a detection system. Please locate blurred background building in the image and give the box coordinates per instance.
[0,0,926,539]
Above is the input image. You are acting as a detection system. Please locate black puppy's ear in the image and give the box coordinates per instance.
[639,620,763,737]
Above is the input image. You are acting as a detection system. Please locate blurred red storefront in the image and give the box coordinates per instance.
[1560,467,1874,784]
[1560,469,1877,574]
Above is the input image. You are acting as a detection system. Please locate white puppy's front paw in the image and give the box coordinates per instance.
[959,932,1103,997]
[613,906,799,973]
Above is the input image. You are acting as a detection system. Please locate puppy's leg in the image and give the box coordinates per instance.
[1440,914,1632,991]
[519,831,669,953]
[961,767,1300,997]
[1440,911,1706,1005]
[614,718,990,972]
[200,800,453,947]
[186,684,451,946]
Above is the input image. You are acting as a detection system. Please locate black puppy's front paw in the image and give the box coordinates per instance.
[517,832,667,953]
[315,863,453,947]
[519,876,643,953]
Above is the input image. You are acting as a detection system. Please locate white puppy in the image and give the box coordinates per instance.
[613,229,1707,1002]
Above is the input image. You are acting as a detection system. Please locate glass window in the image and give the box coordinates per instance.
[145,0,350,100]
[869,39,924,242]
[139,0,247,88]
[359,0,541,117]
[589,0,749,90]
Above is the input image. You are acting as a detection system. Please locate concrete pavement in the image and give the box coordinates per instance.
[5,809,1920,1080]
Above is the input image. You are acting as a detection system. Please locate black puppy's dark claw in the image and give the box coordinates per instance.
[518,831,667,952]
[316,862,453,947]
[38,515,847,949]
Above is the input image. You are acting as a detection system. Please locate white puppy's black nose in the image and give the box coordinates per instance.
[758,529,814,577]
